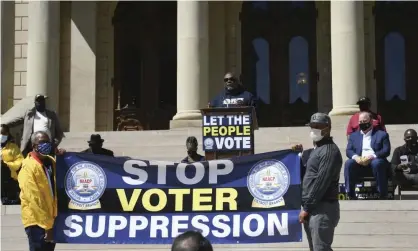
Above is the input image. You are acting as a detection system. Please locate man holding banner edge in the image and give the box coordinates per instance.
[299,113,343,251]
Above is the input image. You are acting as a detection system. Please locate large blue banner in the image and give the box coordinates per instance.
[54,150,302,244]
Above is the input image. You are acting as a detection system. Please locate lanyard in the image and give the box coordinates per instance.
[43,165,54,198]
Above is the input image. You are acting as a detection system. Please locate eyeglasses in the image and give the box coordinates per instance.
[224,78,236,82]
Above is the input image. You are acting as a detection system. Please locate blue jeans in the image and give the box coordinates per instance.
[25,225,56,251]
[344,158,389,198]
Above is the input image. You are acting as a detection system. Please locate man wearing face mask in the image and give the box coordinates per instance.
[300,113,343,251]
[181,136,205,163]
[18,131,65,251]
[1,124,24,204]
[391,129,418,187]
[81,134,114,157]
[7,94,64,157]
[345,112,391,199]
[208,72,256,108]
[346,96,386,137]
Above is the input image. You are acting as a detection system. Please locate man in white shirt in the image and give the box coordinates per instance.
[344,112,391,199]
[7,94,64,157]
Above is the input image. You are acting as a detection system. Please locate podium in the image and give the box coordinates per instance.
[200,107,258,160]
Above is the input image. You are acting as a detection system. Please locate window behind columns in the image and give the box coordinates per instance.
[375,2,418,124]
[289,36,310,104]
[384,32,406,101]
[252,38,271,105]
[241,1,317,127]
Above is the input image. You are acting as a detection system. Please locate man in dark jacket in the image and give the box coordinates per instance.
[208,72,256,108]
[81,134,114,157]
[300,113,342,251]
[391,129,418,186]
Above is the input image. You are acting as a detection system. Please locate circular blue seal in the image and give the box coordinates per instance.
[65,161,107,204]
[204,138,214,150]
[247,159,290,202]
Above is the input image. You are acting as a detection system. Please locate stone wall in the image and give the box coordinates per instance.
[13,0,27,104]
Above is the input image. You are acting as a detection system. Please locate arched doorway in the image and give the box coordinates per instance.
[375,2,418,124]
[112,2,177,130]
[241,1,317,127]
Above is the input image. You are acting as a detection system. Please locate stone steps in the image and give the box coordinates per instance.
[3,125,417,250]
[59,125,416,182]
[2,201,418,251]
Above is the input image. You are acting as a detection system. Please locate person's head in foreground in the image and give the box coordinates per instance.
[358,112,373,133]
[31,131,52,158]
[307,112,331,142]
[171,231,213,251]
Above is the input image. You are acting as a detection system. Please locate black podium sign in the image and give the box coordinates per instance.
[201,107,257,160]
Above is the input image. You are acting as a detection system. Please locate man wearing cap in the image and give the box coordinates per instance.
[346,96,386,137]
[299,113,343,251]
[7,94,64,157]
[391,129,418,187]
[81,134,114,157]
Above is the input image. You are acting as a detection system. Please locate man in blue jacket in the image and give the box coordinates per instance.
[344,112,391,199]
[209,72,256,108]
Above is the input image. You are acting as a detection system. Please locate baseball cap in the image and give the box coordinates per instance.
[306,112,331,126]
[34,94,48,101]
[356,96,371,105]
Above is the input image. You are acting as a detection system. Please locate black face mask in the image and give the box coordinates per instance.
[359,105,369,112]
[405,139,418,149]
[89,144,102,151]
[359,122,371,131]
[35,101,46,112]
[187,150,197,155]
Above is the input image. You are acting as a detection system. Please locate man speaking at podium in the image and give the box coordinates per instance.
[208,72,256,108]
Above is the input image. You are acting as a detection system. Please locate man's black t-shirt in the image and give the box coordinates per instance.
[209,87,256,108]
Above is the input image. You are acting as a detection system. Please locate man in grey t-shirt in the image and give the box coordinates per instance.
[299,113,343,251]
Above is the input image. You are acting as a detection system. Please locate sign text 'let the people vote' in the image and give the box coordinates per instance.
[202,114,252,151]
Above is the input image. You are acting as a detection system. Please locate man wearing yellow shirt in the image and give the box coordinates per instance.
[1,124,24,204]
[18,131,64,251]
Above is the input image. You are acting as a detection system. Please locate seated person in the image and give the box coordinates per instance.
[346,96,386,138]
[208,72,256,108]
[1,124,24,204]
[345,112,391,199]
[391,129,418,187]
[181,136,205,163]
[81,134,114,157]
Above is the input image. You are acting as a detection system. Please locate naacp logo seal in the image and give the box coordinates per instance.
[204,138,214,150]
[65,161,107,210]
[247,159,290,208]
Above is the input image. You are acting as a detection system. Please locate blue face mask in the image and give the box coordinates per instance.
[37,142,52,156]
[1,135,8,144]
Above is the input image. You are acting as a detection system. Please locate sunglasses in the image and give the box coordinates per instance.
[224,77,236,82]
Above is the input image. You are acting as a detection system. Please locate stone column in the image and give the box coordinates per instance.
[26,1,60,112]
[0,1,15,114]
[171,1,209,128]
[328,1,366,116]
[69,2,97,132]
